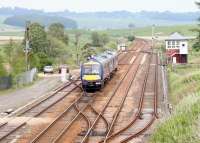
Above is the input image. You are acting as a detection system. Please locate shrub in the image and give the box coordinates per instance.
[0,56,6,76]
[127,35,135,41]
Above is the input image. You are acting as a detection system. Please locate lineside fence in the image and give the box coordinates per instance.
[0,76,12,90]
[14,68,38,87]
[0,68,38,90]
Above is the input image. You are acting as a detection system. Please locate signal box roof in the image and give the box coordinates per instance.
[165,32,189,41]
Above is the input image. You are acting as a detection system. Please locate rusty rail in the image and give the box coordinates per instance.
[99,43,157,143]
[121,52,159,143]
[80,42,145,143]
[30,91,89,143]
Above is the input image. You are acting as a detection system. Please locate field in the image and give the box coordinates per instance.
[0,15,24,36]
[0,24,197,37]
[65,24,198,37]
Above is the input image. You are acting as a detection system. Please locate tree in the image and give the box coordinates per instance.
[81,43,96,60]
[91,32,110,47]
[127,35,135,41]
[192,2,200,51]
[91,32,102,47]
[36,52,53,70]
[4,14,78,29]
[47,36,71,64]
[48,23,69,45]
[27,22,52,70]
[29,23,48,54]
[101,33,110,47]
[0,55,6,76]
[4,39,14,64]
[10,43,26,75]
[107,41,117,50]
[3,41,25,75]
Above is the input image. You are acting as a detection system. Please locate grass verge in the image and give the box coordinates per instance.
[150,52,200,143]
[151,94,200,143]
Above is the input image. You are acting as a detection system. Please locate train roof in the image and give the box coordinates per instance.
[83,61,99,65]
[91,50,117,64]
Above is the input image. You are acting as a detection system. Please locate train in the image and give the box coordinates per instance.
[81,51,118,90]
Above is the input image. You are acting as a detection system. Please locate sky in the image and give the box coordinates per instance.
[0,0,199,12]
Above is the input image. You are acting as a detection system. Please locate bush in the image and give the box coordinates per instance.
[192,42,200,51]
[0,56,6,76]
[127,35,135,41]
[36,53,53,71]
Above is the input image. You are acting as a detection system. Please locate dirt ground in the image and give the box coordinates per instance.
[0,76,62,115]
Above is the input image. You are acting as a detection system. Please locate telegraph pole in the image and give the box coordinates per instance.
[24,21,31,71]
[75,32,81,65]
[152,24,155,49]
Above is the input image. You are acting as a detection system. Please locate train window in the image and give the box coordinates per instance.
[83,64,100,75]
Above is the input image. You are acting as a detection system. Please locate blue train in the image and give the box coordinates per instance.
[81,51,118,90]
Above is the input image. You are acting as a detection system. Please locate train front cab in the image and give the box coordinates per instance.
[81,61,104,90]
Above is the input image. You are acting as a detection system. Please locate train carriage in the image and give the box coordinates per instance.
[81,51,118,90]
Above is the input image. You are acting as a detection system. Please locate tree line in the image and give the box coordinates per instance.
[0,22,115,78]
[4,14,78,29]
[193,1,200,51]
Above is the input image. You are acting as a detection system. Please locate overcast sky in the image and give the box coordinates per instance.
[0,0,199,12]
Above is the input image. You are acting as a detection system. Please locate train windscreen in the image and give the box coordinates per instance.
[83,64,100,75]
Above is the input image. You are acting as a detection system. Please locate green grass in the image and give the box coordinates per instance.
[150,50,200,143]
[66,24,197,38]
[133,24,198,36]
[151,94,200,143]
[1,24,197,37]
[168,67,200,104]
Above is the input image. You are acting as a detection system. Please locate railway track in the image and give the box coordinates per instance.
[26,40,144,143]
[118,40,141,65]
[29,91,97,143]
[64,40,146,143]
[120,52,159,143]
[99,45,159,143]
[0,39,160,143]
[0,78,82,143]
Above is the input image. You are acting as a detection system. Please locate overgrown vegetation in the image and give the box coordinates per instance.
[151,94,200,143]
[0,22,124,79]
[151,62,200,143]
[192,2,200,51]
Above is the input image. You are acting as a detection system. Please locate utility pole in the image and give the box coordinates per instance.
[75,32,81,65]
[24,21,31,71]
[152,24,155,49]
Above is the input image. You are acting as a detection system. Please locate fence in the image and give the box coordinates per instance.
[14,68,38,87]
[0,76,12,90]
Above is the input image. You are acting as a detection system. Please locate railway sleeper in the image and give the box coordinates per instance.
[78,130,107,136]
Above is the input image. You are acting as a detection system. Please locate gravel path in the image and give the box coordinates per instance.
[0,76,62,114]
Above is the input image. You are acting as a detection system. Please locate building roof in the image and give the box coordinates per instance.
[165,32,189,41]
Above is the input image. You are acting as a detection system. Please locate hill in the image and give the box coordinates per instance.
[4,14,78,29]
[0,7,199,29]
[52,10,199,29]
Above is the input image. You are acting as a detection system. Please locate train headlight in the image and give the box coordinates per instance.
[96,81,101,85]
